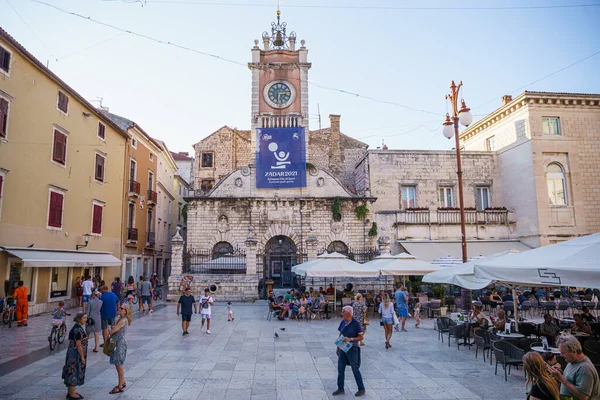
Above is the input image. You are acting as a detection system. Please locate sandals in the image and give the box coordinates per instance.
[66,394,84,399]
[92,349,99,353]
[109,386,124,394]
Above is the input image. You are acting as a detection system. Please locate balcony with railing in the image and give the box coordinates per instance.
[127,227,138,242]
[147,189,157,204]
[377,208,516,241]
[258,113,301,128]
[147,231,155,246]
[129,180,140,196]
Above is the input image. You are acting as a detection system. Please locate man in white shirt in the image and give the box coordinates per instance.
[199,288,214,334]
[82,276,94,305]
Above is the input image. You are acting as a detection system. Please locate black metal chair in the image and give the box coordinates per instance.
[492,341,525,381]
[488,332,502,365]
[517,338,537,352]
[503,301,515,317]
[473,329,489,362]
[558,301,571,318]
[543,301,557,317]
[436,317,454,343]
[448,323,468,349]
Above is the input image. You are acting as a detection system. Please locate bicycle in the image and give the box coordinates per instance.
[49,319,67,350]
[152,286,162,301]
[1,298,15,328]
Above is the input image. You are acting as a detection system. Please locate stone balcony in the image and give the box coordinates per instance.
[376,208,517,241]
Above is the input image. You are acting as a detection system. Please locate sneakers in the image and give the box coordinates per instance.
[206,330,211,334]
[149,310,153,314]
[311,314,316,320]
[332,390,345,396]
[394,325,400,332]
[401,328,408,332]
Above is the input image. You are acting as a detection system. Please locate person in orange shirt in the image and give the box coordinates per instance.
[14,281,28,327]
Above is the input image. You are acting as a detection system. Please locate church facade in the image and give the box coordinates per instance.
[169,13,380,301]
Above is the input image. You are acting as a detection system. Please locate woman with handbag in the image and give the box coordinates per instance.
[378,294,395,349]
[351,294,368,346]
[86,290,102,353]
[62,312,88,400]
[107,305,132,394]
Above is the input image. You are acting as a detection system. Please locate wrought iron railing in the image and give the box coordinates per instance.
[184,247,247,275]
[316,247,380,264]
[129,180,140,195]
[127,227,138,241]
[147,190,157,203]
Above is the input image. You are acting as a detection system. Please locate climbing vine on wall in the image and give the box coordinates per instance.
[332,197,342,222]
[355,204,369,220]
[368,222,378,237]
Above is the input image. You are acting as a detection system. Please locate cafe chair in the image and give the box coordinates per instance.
[488,332,502,365]
[448,323,468,350]
[558,301,571,318]
[492,341,525,381]
[473,329,490,362]
[430,300,442,318]
[520,301,533,320]
[436,317,454,343]
[543,301,557,317]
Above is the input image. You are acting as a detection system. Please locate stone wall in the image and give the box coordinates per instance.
[168,274,259,302]
[367,150,499,213]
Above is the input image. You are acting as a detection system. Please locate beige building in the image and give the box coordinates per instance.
[461,91,600,247]
[0,28,128,314]
[102,112,162,280]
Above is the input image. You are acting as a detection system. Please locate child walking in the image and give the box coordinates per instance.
[227,302,234,321]
[414,302,421,328]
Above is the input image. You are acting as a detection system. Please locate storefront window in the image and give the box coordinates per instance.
[50,267,69,298]
[8,261,34,301]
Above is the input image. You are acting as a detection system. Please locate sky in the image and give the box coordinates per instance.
[1,0,599,154]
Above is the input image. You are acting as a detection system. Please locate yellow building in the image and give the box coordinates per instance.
[0,28,129,314]
[102,112,162,281]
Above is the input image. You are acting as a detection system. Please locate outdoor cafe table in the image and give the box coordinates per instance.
[531,346,561,355]
[497,332,525,339]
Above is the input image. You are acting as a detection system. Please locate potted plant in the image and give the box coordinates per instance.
[431,284,447,316]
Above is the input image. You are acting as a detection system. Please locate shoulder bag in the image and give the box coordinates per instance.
[87,301,95,326]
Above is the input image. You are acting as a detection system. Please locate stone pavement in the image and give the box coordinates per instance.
[0,303,528,399]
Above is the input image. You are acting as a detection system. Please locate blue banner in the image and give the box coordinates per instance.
[256,127,306,188]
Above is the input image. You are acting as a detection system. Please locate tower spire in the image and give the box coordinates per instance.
[263,0,295,49]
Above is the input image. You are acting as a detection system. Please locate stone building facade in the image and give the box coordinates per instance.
[460,91,600,247]
[168,12,376,301]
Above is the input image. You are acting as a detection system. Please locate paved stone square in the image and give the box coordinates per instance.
[0,303,527,399]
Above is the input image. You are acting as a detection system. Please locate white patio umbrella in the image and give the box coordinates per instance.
[472,233,600,287]
[472,234,600,330]
[422,250,520,290]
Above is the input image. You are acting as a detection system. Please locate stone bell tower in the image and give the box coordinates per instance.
[248,8,311,160]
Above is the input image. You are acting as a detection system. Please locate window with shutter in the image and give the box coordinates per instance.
[57,91,69,114]
[92,204,103,234]
[52,130,67,165]
[0,98,8,138]
[95,153,105,182]
[97,122,106,140]
[0,47,10,73]
[48,191,64,228]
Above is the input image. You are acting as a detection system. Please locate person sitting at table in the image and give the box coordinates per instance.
[313,291,327,315]
[268,291,286,321]
[469,305,488,331]
[571,314,592,334]
[490,309,506,332]
[540,313,561,346]
[581,306,597,323]
[326,284,335,295]
[517,291,527,309]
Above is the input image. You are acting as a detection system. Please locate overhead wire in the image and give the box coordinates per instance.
[28,0,445,117]
[113,1,600,11]
[5,0,58,62]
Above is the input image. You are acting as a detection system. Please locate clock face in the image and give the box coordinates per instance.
[267,82,292,106]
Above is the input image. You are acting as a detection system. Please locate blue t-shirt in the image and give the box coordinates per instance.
[338,318,363,347]
[100,291,119,319]
[178,295,195,314]
[395,290,407,308]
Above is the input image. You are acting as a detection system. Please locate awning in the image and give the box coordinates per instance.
[1,247,122,268]
[398,240,532,262]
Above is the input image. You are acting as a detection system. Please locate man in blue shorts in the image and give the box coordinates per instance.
[177,287,197,335]
[395,284,409,332]
[99,285,120,347]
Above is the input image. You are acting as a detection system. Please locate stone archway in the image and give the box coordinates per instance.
[260,235,306,291]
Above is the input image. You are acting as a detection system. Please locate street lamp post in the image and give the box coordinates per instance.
[442,80,473,313]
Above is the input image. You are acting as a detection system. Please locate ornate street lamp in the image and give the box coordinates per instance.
[443,80,473,312]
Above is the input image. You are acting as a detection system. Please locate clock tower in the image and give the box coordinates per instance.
[249,9,311,159]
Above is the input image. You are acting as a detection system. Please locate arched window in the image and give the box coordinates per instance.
[212,241,234,259]
[327,241,349,255]
[546,163,568,206]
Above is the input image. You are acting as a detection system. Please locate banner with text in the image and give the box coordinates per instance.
[256,127,306,189]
